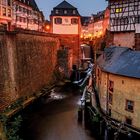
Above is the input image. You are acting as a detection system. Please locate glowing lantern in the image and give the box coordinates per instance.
[46,25,50,30]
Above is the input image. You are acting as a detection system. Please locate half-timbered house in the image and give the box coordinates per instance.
[12,0,44,31]
[107,0,140,50]
[0,0,12,31]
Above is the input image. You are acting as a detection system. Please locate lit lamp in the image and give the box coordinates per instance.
[45,25,50,32]
[80,35,83,38]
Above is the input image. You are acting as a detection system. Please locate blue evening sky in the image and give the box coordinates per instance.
[35,0,108,20]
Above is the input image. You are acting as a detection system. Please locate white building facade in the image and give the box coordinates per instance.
[50,0,81,35]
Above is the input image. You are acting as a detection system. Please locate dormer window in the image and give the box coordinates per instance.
[64,10,67,14]
[55,9,59,14]
[73,10,76,14]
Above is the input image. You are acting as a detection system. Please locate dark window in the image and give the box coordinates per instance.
[109,80,114,92]
[126,118,132,125]
[8,9,11,17]
[126,100,134,112]
[124,18,129,24]
[2,7,6,16]
[71,18,78,24]
[135,16,140,24]
[97,69,100,77]
[120,18,125,25]
[108,108,112,116]
[19,6,22,12]
[54,18,62,24]
[134,5,139,10]
[20,17,22,22]
[7,0,11,6]
[23,18,26,23]
[108,93,113,105]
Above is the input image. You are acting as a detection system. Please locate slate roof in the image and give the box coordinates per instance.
[54,1,76,9]
[81,16,91,26]
[16,0,39,11]
[97,46,140,79]
[50,1,80,16]
[30,0,39,11]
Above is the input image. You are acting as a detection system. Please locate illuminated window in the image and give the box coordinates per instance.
[115,8,122,13]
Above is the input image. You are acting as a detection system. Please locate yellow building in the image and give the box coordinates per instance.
[96,46,140,130]
[0,0,12,30]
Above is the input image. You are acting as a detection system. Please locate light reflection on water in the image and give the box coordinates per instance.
[43,89,67,103]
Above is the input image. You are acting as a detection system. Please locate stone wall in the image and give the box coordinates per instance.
[0,32,10,110]
[0,31,60,111]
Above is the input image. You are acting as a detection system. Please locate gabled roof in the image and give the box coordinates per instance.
[54,1,76,9]
[81,16,91,26]
[50,0,80,16]
[29,0,39,11]
[97,46,140,79]
[16,0,39,11]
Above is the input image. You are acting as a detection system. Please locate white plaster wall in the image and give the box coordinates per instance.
[52,16,79,34]
[113,32,135,48]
